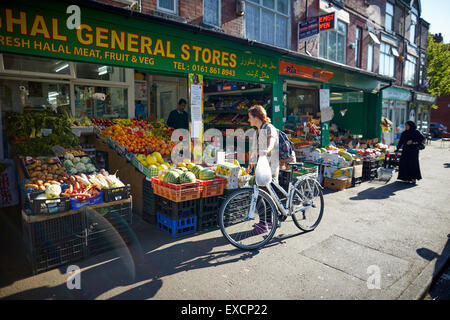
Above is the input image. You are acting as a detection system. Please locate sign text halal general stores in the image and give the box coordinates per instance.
[0,2,277,82]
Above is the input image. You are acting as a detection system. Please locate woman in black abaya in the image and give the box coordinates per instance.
[395,121,425,184]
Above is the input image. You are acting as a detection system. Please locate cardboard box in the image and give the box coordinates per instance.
[323,177,352,191]
[353,164,363,178]
[323,166,353,179]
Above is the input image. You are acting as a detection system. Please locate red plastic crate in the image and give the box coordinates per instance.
[152,177,202,202]
[198,177,226,198]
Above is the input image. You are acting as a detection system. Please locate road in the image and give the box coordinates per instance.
[0,140,449,300]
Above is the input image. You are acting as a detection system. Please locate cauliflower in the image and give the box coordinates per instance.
[81,156,91,164]
[63,159,74,167]
[45,184,62,199]
[86,164,96,173]
[75,162,86,172]
[72,157,80,164]
[68,167,78,174]
[64,153,75,161]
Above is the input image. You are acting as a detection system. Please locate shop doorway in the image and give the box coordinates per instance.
[151,75,188,123]
[383,102,407,145]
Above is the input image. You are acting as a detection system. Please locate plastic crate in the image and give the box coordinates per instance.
[26,191,71,216]
[85,202,133,257]
[70,192,104,211]
[143,177,157,224]
[197,197,221,231]
[151,177,202,202]
[102,185,131,202]
[351,177,363,187]
[198,177,226,198]
[156,196,197,220]
[156,213,197,238]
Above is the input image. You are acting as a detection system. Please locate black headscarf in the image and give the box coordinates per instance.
[405,121,417,131]
[396,120,424,151]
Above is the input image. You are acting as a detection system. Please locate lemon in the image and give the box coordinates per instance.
[157,165,165,171]
[146,155,157,165]
[152,152,163,163]
[177,162,186,168]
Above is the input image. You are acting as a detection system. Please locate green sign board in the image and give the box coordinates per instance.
[321,121,330,147]
[382,87,411,102]
[0,0,278,83]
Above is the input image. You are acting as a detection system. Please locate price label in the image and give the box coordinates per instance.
[138,162,144,172]
[41,128,52,136]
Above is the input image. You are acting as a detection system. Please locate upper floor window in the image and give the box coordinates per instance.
[355,27,362,68]
[385,2,394,32]
[404,54,417,87]
[319,20,347,64]
[204,0,221,27]
[410,14,417,44]
[367,43,374,72]
[158,0,177,14]
[245,0,290,49]
[379,42,395,77]
[419,53,426,86]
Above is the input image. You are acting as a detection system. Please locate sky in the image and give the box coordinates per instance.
[420,0,450,43]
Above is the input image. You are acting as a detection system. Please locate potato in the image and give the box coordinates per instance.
[42,164,48,170]
[49,180,61,186]
[43,182,51,187]
[31,172,40,178]
[25,184,39,190]
[39,185,46,190]
[37,180,44,186]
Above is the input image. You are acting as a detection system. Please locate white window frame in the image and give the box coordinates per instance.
[203,0,221,28]
[409,13,417,45]
[244,0,291,49]
[404,54,417,87]
[367,42,374,72]
[319,19,347,64]
[385,2,394,32]
[157,0,178,15]
[379,41,395,77]
[355,26,362,68]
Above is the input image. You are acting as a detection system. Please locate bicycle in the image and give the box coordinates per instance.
[219,162,325,250]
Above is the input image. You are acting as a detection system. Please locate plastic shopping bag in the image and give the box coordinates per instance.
[255,155,271,186]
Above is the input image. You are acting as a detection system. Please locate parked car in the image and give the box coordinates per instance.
[429,122,448,138]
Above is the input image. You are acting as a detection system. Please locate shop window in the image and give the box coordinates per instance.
[419,53,426,86]
[379,42,395,78]
[157,0,177,14]
[75,63,125,82]
[245,0,290,49]
[2,54,72,76]
[74,86,128,118]
[203,0,221,27]
[0,79,70,113]
[404,54,417,87]
[385,2,394,32]
[286,87,318,117]
[319,20,347,64]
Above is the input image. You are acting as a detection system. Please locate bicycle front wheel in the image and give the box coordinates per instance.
[219,187,278,250]
[291,178,324,232]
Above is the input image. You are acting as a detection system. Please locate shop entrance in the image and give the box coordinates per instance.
[150,75,188,123]
[382,101,407,146]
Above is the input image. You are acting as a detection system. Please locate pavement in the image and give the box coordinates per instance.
[0,140,449,300]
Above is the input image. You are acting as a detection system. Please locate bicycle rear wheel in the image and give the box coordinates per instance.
[291,178,324,232]
[219,187,278,250]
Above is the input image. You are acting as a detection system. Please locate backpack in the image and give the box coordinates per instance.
[262,124,295,161]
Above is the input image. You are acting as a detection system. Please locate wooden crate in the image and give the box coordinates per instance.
[323,177,352,191]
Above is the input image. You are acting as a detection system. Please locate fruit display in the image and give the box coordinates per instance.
[55,149,86,157]
[70,116,93,127]
[112,118,133,127]
[91,118,114,127]
[307,121,321,136]
[136,151,171,174]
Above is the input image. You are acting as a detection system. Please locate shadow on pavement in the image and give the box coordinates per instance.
[349,181,417,201]
[417,234,450,300]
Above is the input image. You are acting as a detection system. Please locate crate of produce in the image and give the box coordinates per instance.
[151,177,202,202]
[156,196,197,220]
[102,185,131,202]
[156,213,197,238]
[85,201,133,257]
[132,157,159,178]
[323,177,352,191]
[197,196,221,231]
[198,176,226,198]
[70,192,104,211]
[22,211,86,275]
[25,191,71,216]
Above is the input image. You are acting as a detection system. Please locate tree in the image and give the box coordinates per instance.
[426,34,450,97]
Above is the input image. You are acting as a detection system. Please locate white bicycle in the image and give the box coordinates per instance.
[219,163,325,250]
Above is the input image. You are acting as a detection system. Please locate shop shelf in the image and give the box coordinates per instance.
[156,196,198,220]
[85,201,133,257]
[157,213,197,238]
[26,191,71,216]
[102,185,131,202]
[198,177,226,198]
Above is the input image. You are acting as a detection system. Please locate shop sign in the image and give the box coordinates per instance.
[382,87,411,102]
[298,17,319,42]
[0,0,278,83]
[415,92,436,104]
[319,13,336,32]
[279,61,334,83]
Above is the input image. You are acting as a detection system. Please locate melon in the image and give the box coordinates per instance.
[178,167,188,172]
[164,170,180,184]
[191,165,204,177]
[172,168,184,175]
[199,169,215,180]
[179,172,196,184]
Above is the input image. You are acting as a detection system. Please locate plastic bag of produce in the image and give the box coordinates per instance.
[255,155,271,186]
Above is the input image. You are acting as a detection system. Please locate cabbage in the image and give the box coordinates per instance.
[72,157,80,163]
[68,167,78,174]
[63,159,74,167]
[81,157,91,164]
[75,162,86,172]
[86,164,96,173]
[64,153,75,161]
[45,184,61,199]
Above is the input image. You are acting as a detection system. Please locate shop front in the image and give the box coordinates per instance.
[413,92,437,136]
[381,87,412,146]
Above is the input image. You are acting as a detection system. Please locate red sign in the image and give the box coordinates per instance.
[319,12,336,31]
[279,61,334,83]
